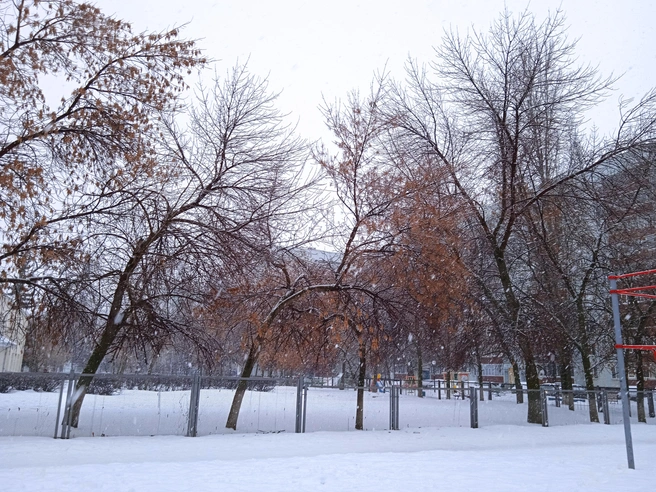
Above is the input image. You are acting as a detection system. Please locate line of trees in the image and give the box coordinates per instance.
[3,2,655,429]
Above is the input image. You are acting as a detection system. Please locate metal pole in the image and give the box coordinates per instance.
[610,277,635,469]
[389,386,394,430]
[54,376,65,439]
[487,382,492,401]
[302,384,308,433]
[541,389,549,427]
[437,380,441,400]
[469,386,478,428]
[647,390,655,419]
[63,371,76,439]
[602,390,611,425]
[60,371,75,439]
[389,386,399,430]
[295,376,303,433]
[186,372,200,437]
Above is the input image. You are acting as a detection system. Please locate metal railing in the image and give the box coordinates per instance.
[1,372,654,438]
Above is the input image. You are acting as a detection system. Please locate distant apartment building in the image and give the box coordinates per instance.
[0,294,26,372]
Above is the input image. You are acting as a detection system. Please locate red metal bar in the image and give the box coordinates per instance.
[609,269,656,280]
[610,287,656,299]
[615,344,656,351]
[610,285,656,294]
[613,293,656,300]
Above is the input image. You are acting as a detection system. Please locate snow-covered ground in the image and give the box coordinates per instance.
[1,385,655,491]
[1,423,655,491]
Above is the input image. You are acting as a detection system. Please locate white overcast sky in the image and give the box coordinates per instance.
[95,0,656,142]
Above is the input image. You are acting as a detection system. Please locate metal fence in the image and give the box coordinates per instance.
[1,372,654,438]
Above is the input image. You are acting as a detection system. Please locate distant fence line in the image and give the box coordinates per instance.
[0,372,654,439]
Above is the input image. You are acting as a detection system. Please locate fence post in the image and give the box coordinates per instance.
[295,376,305,433]
[648,390,655,418]
[460,381,465,400]
[602,390,611,425]
[470,386,478,429]
[437,380,441,400]
[389,386,400,430]
[60,370,76,439]
[541,389,549,427]
[302,383,308,433]
[54,375,66,439]
[487,382,492,401]
[555,388,561,408]
[186,371,200,437]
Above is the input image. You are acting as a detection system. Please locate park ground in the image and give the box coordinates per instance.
[1,423,655,491]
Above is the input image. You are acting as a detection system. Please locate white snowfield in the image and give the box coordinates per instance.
[0,424,655,491]
[0,385,655,491]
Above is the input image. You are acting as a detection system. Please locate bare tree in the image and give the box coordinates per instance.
[219,81,418,430]
[0,1,204,286]
[387,9,656,423]
[65,64,311,426]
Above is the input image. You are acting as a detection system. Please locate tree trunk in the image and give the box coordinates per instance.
[225,341,259,430]
[416,343,424,398]
[69,318,123,427]
[579,346,600,423]
[476,350,485,401]
[339,360,346,390]
[355,340,367,430]
[446,371,451,399]
[559,349,575,410]
[520,340,542,424]
[512,361,524,404]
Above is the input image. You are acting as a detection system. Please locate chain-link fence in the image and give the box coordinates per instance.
[1,372,654,438]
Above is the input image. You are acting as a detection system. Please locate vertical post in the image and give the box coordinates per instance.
[186,371,200,437]
[610,277,635,469]
[64,372,76,440]
[295,376,304,433]
[460,381,465,400]
[54,376,66,439]
[60,370,75,439]
[389,386,400,430]
[302,384,308,433]
[437,380,441,400]
[602,390,611,425]
[389,385,393,430]
[647,390,655,419]
[541,389,549,427]
[469,386,478,428]
[487,382,492,401]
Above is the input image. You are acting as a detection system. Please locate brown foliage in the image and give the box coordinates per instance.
[0,0,204,276]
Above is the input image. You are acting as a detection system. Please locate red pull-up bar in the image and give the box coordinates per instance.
[609,268,656,280]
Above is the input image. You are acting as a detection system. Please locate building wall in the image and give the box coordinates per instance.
[0,295,26,372]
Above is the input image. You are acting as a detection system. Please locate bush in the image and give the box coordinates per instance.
[0,373,61,393]
[202,377,274,392]
[87,377,123,396]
